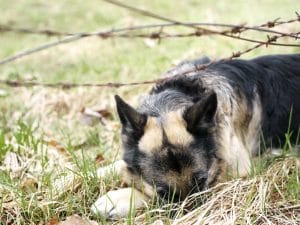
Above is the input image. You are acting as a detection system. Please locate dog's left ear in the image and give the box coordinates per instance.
[184,91,217,133]
[115,95,147,132]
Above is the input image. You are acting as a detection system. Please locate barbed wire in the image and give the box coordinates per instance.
[0,8,299,66]
[102,0,300,39]
[0,1,299,88]
[1,31,298,89]
[1,21,298,38]
[0,79,160,88]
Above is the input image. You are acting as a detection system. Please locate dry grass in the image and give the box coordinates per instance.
[136,158,300,225]
[0,85,299,225]
[1,1,300,224]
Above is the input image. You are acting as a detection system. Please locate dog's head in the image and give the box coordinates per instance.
[115,91,221,201]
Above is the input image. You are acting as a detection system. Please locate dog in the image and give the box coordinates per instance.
[91,54,300,219]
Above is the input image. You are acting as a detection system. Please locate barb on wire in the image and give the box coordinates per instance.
[116,32,300,47]
[102,0,299,41]
[0,21,299,66]
[1,21,299,39]
[0,3,299,66]
[1,30,299,89]
[0,79,160,88]
[0,1,299,66]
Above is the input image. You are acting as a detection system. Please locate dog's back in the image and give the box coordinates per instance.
[209,54,300,147]
[148,54,300,149]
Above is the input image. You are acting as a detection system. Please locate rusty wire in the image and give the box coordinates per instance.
[1,20,299,39]
[1,30,299,89]
[0,2,299,88]
[102,0,300,42]
[0,8,299,66]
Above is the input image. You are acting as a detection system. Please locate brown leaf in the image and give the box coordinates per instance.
[80,107,113,126]
[80,107,104,126]
[95,153,105,165]
[96,109,113,120]
[46,140,68,154]
[57,215,98,225]
[21,177,38,192]
[47,217,59,225]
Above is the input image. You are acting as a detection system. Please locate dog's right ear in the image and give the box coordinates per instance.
[115,95,147,132]
[184,91,217,134]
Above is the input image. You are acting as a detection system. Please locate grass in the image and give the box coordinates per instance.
[0,0,299,224]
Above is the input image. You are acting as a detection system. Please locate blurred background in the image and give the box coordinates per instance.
[0,0,299,84]
[0,1,299,223]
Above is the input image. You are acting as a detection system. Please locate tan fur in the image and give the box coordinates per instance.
[164,167,194,196]
[163,111,193,147]
[216,94,262,177]
[197,74,263,177]
[245,93,262,155]
[138,117,163,153]
[207,158,226,185]
[139,110,194,153]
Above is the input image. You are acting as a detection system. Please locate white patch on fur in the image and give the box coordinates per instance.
[245,93,262,155]
[91,188,149,219]
[93,160,154,219]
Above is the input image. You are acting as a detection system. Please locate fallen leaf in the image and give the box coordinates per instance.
[80,107,104,126]
[96,109,113,120]
[95,153,105,165]
[45,140,68,156]
[48,217,59,225]
[57,214,98,225]
[80,107,113,126]
[21,177,38,192]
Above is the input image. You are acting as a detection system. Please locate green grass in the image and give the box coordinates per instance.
[0,0,299,224]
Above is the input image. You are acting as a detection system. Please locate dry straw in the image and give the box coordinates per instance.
[135,158,299,225]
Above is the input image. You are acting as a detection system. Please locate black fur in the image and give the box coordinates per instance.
[116,54,300,201]
[152,54,300,147]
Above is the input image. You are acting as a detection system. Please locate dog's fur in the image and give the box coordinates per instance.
[91,54,300,219]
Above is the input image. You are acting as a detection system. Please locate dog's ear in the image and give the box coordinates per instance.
[184,91,217,133]
[115,95,147,132]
